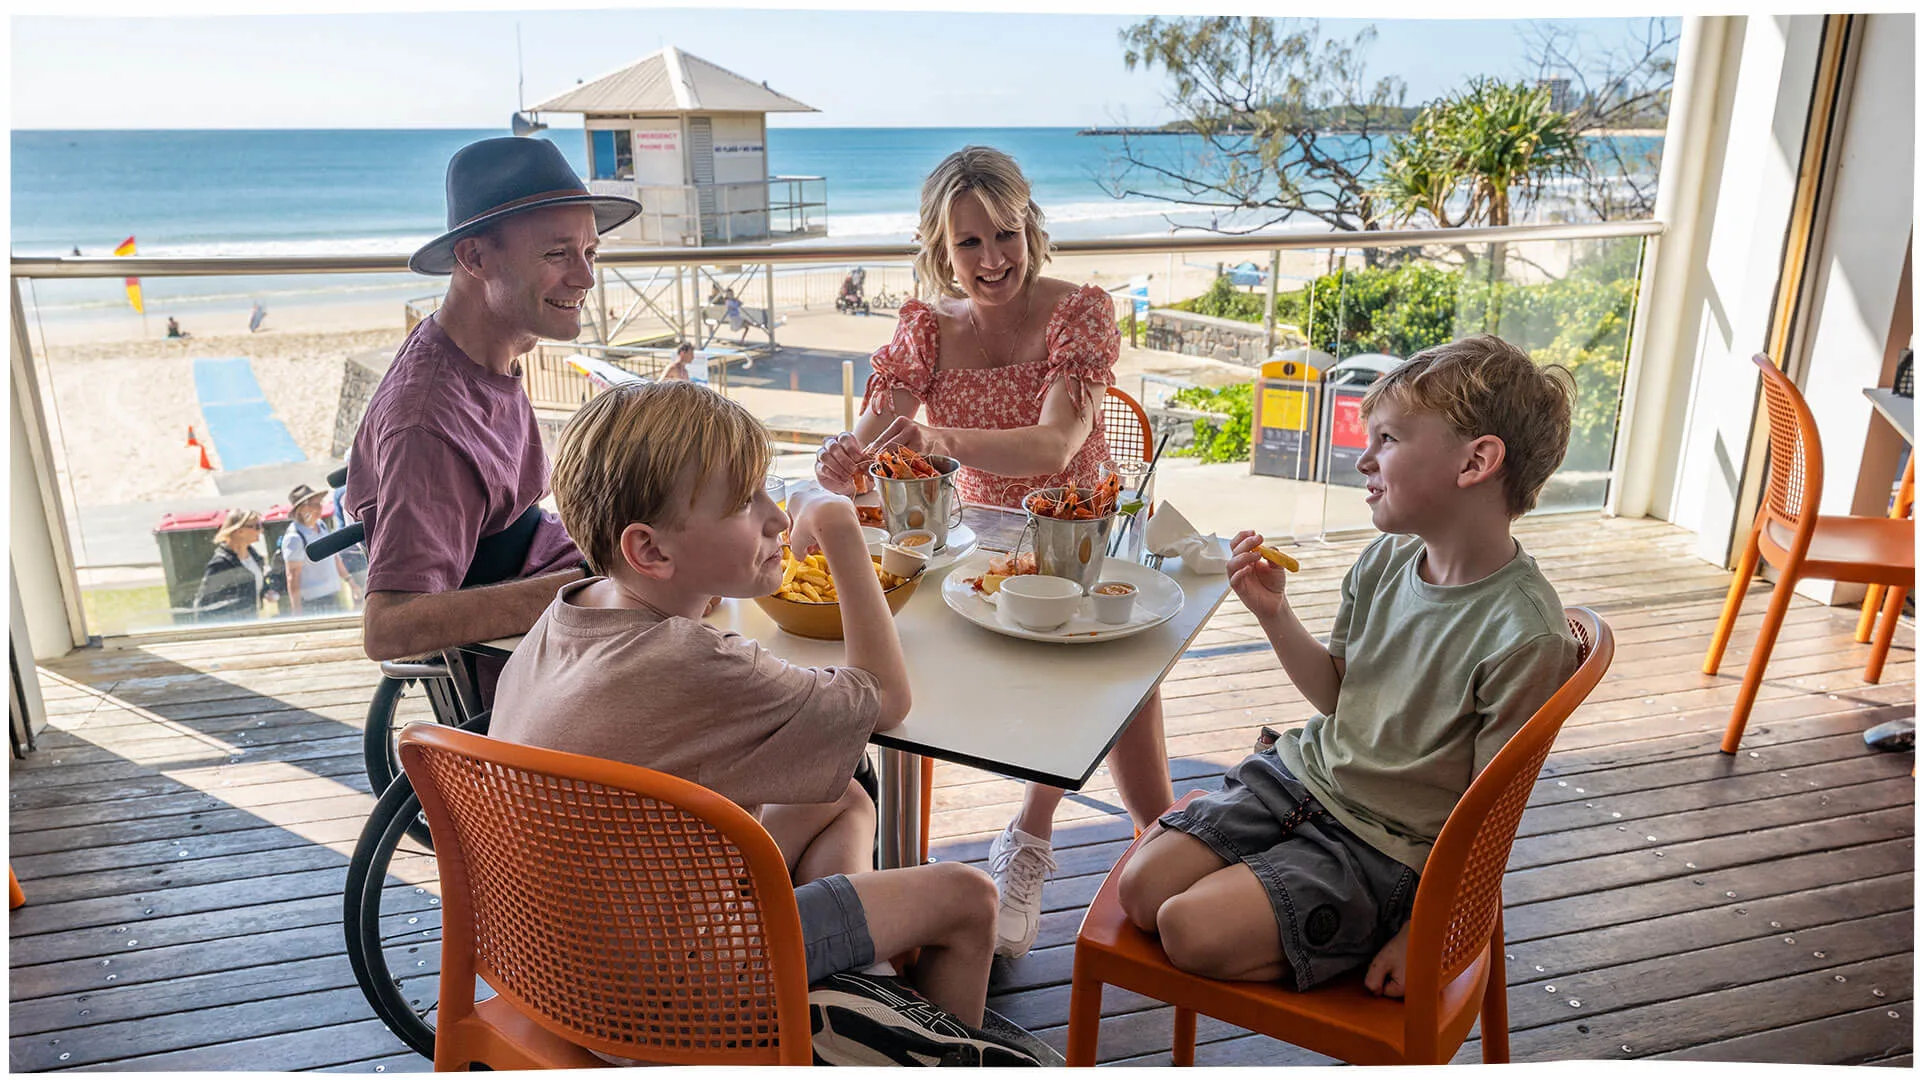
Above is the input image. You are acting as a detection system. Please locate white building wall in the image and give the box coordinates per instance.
[1669,15,1828,566]
[1788,13,1915,603]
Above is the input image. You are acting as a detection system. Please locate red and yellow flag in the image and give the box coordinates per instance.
[113,235,143,313]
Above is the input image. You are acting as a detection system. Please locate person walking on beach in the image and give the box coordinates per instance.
[814,145,1168,959]
[344,136,641,666]
[249,301,267,333]
[662,341,694,381]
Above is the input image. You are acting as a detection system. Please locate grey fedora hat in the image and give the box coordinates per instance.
[409,137,642,276]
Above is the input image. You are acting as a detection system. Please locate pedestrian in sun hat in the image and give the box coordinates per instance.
[345,137,641,665]
[280,483,355,617]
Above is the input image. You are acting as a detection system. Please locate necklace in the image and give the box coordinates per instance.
[965,287,1034,367]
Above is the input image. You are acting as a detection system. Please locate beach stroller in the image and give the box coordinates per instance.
[836,269,870,315]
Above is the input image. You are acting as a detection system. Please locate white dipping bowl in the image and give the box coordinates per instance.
[998,574,1085,632]
[1090,580,1139,624]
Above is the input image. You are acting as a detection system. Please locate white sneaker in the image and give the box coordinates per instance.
[987,824,1057,958]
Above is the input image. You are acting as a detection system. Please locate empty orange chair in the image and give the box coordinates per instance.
[9,866,23,910]
[909,388,1160,863]
[398,724,813,1070]
[1065,608,1612,1067]
[1704,354,1914,753]
[1853,455,1913,643]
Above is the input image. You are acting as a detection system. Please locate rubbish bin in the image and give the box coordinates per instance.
[153,510,229,624]
[1318,353,1405,487]
[1250,349,1331,481]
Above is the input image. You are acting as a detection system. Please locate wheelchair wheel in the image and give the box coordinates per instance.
[361,677,434,848]
[344,711,492,1060]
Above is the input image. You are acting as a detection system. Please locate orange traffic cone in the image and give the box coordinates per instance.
[186,426,199,448]
[197,444,214,471]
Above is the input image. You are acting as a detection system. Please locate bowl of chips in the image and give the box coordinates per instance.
[755,549,922,640]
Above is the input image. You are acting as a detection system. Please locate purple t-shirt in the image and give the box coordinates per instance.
[345,316,580,595]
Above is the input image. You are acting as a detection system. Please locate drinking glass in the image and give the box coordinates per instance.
[764,474,788,511]
[1099,459,1155,562]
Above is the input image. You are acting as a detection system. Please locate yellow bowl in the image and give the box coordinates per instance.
[754,560,922,640]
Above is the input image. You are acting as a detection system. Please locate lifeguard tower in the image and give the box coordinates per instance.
[524,47,826,247]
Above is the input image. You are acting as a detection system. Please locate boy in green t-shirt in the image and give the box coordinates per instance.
[1118,334,1583,997]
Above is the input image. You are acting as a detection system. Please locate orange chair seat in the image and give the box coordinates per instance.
[1073,818,1489,1065]
[1763,515,1914,586]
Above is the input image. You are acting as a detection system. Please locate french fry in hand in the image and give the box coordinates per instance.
[1255,545,1300,573]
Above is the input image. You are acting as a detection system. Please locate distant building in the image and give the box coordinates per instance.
[1538,76,1574,114]
[526,47,827,247]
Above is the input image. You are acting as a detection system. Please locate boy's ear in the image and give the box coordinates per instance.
[1457,434,1507,491]
[617,522,673,582]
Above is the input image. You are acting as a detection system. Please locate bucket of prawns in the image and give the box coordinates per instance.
[868,446,963,551]
[1014,474,1124,594]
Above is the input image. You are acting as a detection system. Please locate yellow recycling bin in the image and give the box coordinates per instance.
[1251,352,1326,481]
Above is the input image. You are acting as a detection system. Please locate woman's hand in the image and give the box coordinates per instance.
[1227,530,1288,621]
[814,432,868,496]
[866,415,941,458]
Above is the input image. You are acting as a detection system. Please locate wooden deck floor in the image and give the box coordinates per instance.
[9,513,1914,1070]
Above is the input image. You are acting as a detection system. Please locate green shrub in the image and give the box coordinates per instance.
[1168,382,1255,463]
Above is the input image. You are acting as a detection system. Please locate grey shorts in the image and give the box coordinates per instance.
[1159,752,1419,991]
[793,874,876,984]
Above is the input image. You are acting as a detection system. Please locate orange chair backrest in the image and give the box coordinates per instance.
[399,724,813,1066]
[1751,353,1825,533]
[1103,387,1155,465]
[1401,607,1613,1055]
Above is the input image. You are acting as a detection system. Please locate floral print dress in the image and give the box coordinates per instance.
[861,283,1119,509]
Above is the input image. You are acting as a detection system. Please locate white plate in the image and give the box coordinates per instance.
[925,522,978,570]
[941,555,1184,644]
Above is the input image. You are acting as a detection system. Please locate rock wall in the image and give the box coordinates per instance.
[1143,310,1269,367]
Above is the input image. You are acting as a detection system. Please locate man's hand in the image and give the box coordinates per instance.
[1364,923,1410,999]
[1227,530,1289,621]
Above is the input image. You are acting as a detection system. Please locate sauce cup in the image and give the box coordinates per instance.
[1090,580,1139,624]
[879,542,930,580]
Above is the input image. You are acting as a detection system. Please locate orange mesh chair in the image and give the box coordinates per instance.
[908,389,1158,861]
[1102,387,1156,467]
[397,724,813,1070]
[1853,455,1913,643]
[1703,354,1914,753]
[1065,608,1612,1067]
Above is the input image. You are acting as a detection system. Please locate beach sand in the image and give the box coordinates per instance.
[25,245,1287,540]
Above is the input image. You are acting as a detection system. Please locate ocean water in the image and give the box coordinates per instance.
[10,127,1662,321]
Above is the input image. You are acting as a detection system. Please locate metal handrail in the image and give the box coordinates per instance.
[9,219,1664,280]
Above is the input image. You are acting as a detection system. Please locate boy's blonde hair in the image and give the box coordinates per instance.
[915,146,1051,301]
[1361,334,1575,518]
[551,381,771,574]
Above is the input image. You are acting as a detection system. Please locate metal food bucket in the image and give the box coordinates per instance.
[870,454,964,551]
[1017,486,1116,594]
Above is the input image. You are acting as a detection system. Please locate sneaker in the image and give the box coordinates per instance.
[987,824,1057,958]
[808,972,1044,1066]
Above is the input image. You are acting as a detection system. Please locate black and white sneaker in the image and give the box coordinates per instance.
[809,972,1046,1066]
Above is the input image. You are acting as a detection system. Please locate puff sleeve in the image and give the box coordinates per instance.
[1039,284,1120,416]
[862,299,940,415]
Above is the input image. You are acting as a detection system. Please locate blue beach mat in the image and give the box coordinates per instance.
[192,357,306,472]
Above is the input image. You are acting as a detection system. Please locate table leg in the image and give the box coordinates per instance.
[878,747,924,869]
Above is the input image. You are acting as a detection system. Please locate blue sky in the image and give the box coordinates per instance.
[11,9,1673,130]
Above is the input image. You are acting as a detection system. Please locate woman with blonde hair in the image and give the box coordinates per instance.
[813,145,1172,959]
[193,509,269,623]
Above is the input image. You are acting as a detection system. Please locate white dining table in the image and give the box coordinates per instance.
[465,505,1233,869]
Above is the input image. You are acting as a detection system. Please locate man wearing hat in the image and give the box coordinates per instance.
[281,483,355,617]
[345,137,640,662]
